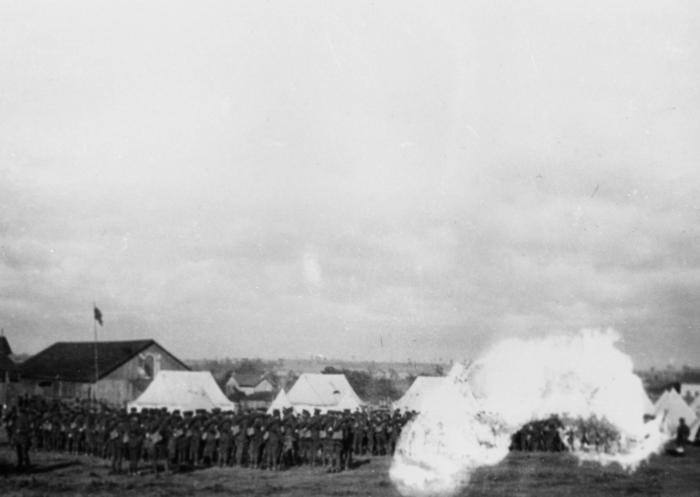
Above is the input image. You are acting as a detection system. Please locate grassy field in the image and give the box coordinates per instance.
[1,442,700,497]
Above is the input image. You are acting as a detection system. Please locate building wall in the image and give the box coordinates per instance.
[95,343,188,405]
[94,378,132,406]
[103,343,186,381]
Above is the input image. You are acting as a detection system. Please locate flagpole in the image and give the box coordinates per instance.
[93,302,99,402]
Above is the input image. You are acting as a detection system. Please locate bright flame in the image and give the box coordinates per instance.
[390,329,668,497]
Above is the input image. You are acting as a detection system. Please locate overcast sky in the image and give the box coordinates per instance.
[1,1,699,367]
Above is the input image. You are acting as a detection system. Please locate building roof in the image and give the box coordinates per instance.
[0,335,16,373]
[0,353,15,373]
[230,372,270,388]
[0,335,12,357]
[20,339,189,382]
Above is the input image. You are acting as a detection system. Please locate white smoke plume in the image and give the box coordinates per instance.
[390,329,668,497]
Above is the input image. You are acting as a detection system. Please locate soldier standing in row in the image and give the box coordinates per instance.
[13,407,32,470]
[218,419,232,467]
[676,417,690,448]
[127,416,143,475]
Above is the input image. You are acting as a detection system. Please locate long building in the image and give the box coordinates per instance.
[18,339,189,406]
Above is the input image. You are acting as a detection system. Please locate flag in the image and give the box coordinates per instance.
[94,306,103,326]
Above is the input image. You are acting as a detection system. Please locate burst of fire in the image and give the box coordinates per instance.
[390,329,669,497]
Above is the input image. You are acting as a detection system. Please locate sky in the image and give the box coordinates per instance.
[1,1,699,368]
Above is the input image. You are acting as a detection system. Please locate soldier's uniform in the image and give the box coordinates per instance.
[202,424,218,466]
[280,422,296,468]
[374,417,387,456]
[321,418,337,469]
[188,418,202,466]
[127,416,143,474]
[169,418,184,468]
[352,416,364,455]
[234,417,248,466]
[248,417,263,468]
[329,418,345,472]
[178,413,193,465]
[310,418,322,466]
[109,417,125,473]
[13,409,32,469]
[299,421,312,464]
[263,420,280,470]
[218,420,232,466]
[676,417,690,447]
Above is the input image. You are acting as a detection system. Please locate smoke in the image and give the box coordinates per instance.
[390,329,668,497]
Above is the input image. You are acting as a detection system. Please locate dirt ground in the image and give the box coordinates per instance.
[1,441,700,497]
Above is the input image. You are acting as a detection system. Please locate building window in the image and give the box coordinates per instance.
[144,355,154,378]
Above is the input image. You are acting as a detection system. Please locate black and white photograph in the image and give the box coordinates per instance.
[1,1,699,495]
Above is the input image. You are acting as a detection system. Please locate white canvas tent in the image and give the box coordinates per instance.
[642,390,655,416]
[278,373,363,414]
[689,418,700,443]
[653,388,697,433]
[394,376,445,412]
[127,371,236,413]
[690,395,700,417]
[267,388,292,415]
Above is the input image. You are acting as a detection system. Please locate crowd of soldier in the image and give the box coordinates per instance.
[510,415,622,453]
[2,397,414,473]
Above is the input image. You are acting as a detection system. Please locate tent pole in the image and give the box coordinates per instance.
[93,303,99,403]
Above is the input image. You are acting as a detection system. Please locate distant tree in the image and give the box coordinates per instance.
[321,366,343,375]
[388,368,400,382]
[367,377,400,401]
[434,364,444,376]
[344,370,372,399]
[235,358,267,375]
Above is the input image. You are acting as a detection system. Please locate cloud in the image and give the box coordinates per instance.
[0,1,698,367]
